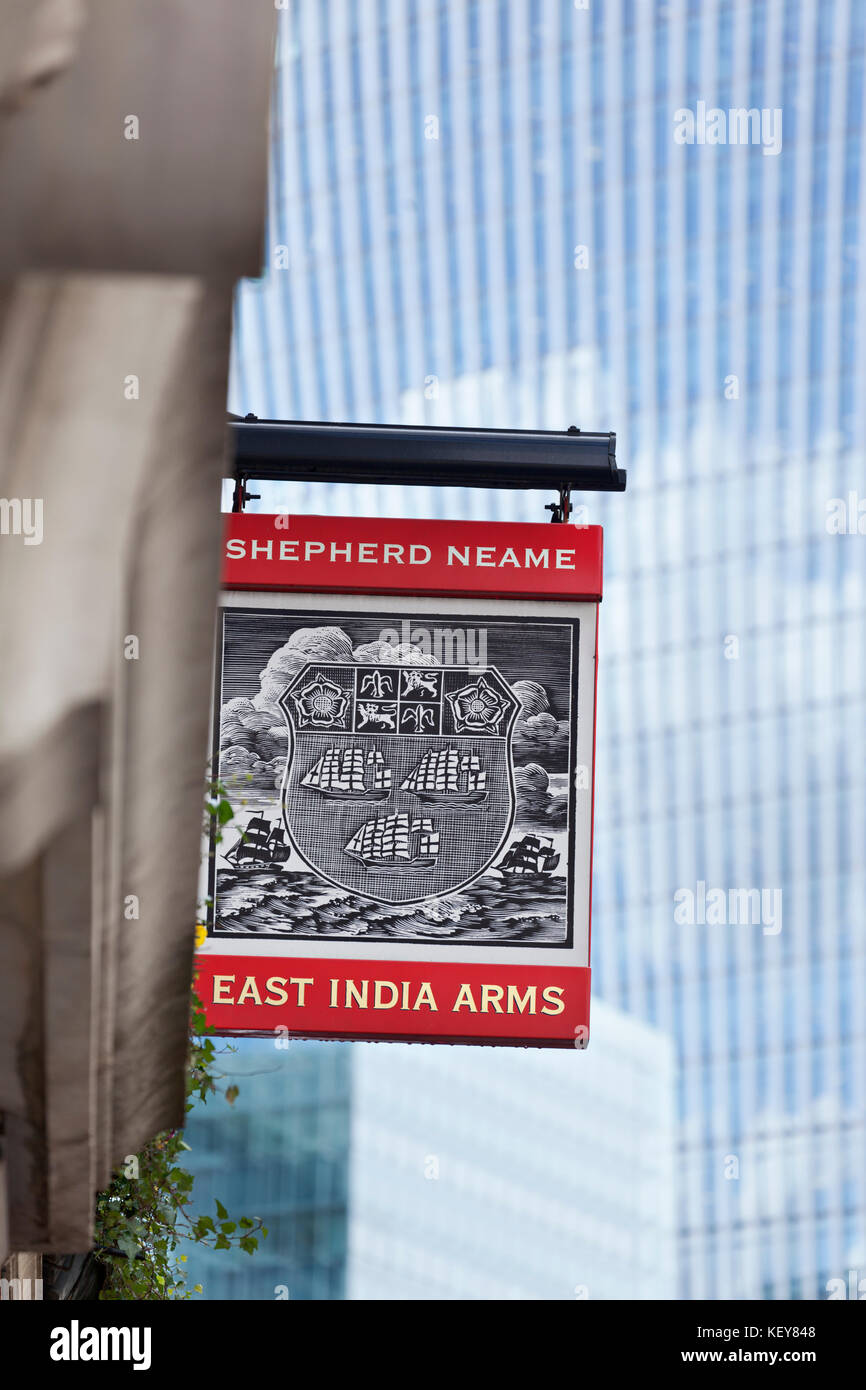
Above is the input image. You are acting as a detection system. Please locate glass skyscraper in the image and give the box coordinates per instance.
[185,1043,351,1300]
[185,1002,676,1300]
[219,0,866,1299]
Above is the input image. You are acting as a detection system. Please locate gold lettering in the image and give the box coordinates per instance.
[290,977,314,1006]
[213,974,235,1004]
[374,980,399,1009]
[265,976,289,1005]
[413,982,438,1011]
[541,985,565,1015]
[506,984,537,1015]
[452,983,477,1012]
[237,976,262,1006]
[346,979,369,1009]
[481,984,504,1013]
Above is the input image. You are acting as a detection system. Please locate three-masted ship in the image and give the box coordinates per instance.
[302,747,391,801]
[224,816,291,870]
[343,813,440,872]
[400,747,488,805]
[499,833,560,875]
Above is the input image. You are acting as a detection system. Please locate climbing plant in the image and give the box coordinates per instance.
[93,787,267,1299]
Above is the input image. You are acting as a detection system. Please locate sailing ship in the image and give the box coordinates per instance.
[224,816,291,870]
[499,833,560,875]
[302,747,391,801]
[343,813,440,872]
[400,747,488,805]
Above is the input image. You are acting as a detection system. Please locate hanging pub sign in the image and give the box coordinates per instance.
[197,512,602,1047]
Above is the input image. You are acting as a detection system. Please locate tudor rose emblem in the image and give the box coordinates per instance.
[278,663,520,905]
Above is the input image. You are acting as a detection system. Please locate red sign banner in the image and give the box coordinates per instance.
[198,956,591,1046]
[223,512,603,600]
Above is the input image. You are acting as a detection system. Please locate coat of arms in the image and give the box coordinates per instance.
[278,663,520,904]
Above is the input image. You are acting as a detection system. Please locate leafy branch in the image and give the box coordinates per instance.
[93,788,267,1299]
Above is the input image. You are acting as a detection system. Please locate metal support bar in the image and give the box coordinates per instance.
[229,418,626,499]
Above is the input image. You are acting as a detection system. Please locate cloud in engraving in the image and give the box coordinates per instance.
[220,696,288,760]
[514,762,568,829]
[511,710,569,772]
[510,679,569,772]
[220,743,285,793]
[353,639,439,666]
[511,679,549,716]
[253,626,355,709]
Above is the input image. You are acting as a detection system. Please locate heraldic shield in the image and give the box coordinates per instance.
[278,663,520,905]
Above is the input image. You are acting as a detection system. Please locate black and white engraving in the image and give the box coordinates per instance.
[208,607,579,946]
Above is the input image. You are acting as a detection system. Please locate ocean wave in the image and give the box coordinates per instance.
[212,867,567,944]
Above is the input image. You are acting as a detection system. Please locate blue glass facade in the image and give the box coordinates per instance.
[221,1,866,1300]
[185,1005,676,1300]
[184,1043,351,1300]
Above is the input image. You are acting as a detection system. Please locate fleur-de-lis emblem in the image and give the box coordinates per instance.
[401,704,436,732]
[360,670,394,698]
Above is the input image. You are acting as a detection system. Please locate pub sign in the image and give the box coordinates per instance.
[197,513,602,1047]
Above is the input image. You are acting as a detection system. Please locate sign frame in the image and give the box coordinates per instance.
[197,512,601,1048]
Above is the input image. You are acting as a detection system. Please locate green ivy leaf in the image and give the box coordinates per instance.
[116,1231,140,1264]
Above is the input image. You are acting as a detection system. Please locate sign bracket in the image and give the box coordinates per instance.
[228,416,625,518]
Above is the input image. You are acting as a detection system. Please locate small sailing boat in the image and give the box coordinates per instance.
[499,833,560,875]
[302,747,391,801]
[400,747,488,805]
[343,813,440,872]
[224,816,291,870]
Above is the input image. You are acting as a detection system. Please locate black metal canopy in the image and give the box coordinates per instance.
[229,418,625,515]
